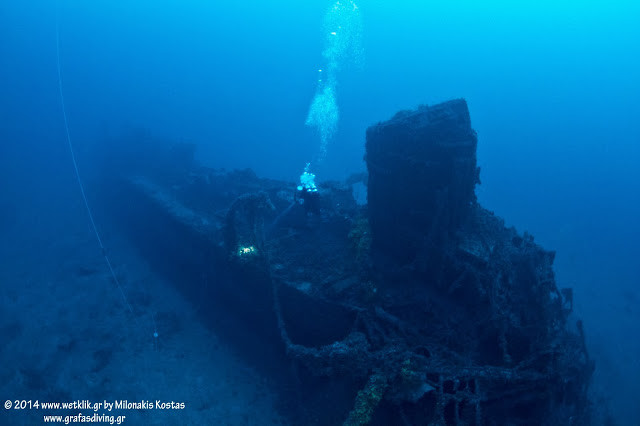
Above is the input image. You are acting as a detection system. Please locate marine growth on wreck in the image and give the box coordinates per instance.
[107,99,595,425]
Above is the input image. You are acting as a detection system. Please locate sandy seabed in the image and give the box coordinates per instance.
[0,191,286,425]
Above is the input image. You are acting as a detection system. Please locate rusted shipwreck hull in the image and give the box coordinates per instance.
[102,99,595,425]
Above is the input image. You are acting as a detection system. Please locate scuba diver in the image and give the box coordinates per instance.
[295,163,320,215]
[267,163,321,235]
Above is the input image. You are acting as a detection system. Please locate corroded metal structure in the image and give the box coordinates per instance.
[104,100,594,425]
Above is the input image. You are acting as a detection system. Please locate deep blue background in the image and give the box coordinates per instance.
[1,0,639,422]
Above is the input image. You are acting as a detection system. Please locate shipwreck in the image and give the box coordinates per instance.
[99,99,595,425]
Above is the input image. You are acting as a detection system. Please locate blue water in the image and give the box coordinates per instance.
[1,0,639,424]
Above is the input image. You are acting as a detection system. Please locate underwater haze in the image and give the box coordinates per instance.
[1,0,639,424]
